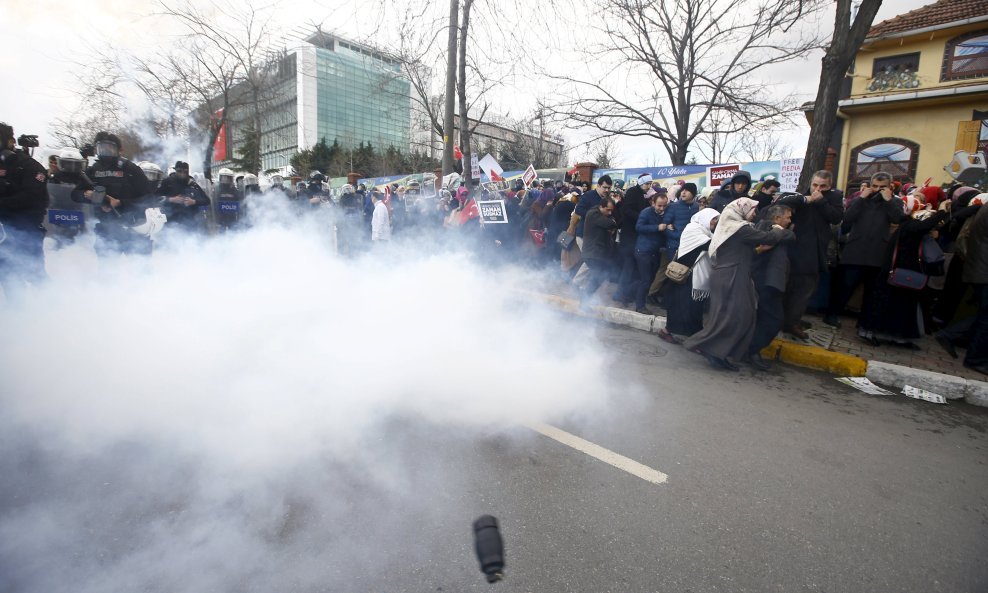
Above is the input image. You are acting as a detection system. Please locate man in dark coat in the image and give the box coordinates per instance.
[614,172,652,303]
[775,170,844,339]
[85,131,152,256]
[710,170,752,212]
[156,161,210,233]
[823,171,905,329]
[0,122,49,297]
[580,196,618,307]
[746,204,795,370]
[962,204,988,375]
[569,174,613,287]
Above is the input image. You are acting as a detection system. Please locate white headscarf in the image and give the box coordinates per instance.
[676,208,720,259]
[709,198,759,258]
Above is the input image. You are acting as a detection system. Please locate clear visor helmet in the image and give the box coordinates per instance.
[271,175,284,186]
[141,166,163,182]
[95,141,119,159]
[58,156,85,174]
[219,174,234,185]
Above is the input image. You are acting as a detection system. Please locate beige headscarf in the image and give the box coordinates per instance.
[709,198,759,258]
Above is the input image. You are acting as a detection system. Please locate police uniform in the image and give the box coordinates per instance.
[86,157,152,256]
[0,149,49,292]
[157,173,210,232]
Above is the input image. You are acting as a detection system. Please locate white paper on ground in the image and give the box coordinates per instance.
[902,385,947,404]
[836,377,895,395]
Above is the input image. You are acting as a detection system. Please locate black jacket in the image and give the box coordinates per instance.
[777,189,844,274]
[86,157,151,224]
[962,205,988,285]
[0,150,49,230]
[582,207,617,261]
[711,171,752,212]
[619,184,649,248]
[840,195,906,267]
[157,174,210,227]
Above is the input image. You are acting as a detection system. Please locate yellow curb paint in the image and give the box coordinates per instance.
[521,290,868,377]
[769,339,867,376]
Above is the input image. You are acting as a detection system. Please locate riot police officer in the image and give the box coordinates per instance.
[156,161,210,235]
[337,183,363,256]
[138,161,164,193]
[45,148,93,247]
[0,122,48,298]
[268,174,292,199]
[214,167,244,231]
[85,131,152,257]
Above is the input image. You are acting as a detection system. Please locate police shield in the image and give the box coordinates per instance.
[44,183,89,240]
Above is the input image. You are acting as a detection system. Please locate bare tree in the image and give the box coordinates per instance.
[546,0,823,165]
[457,0,477,185]
[799,0,883,189]
[590,137,620,169]
[443,0,460,176]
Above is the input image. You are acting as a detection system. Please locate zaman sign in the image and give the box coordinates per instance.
[705,163,741,187]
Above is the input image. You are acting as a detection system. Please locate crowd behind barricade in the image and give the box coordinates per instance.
[1,122,987,376]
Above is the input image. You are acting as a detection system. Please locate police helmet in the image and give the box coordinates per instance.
[271,175,284,186]
[57,148,86,175]
[93,131,122,160]
[243,173,259,187]
[138,161,164,182]
[309,170,326,183]
[340,184,355,194]
[218,167,235,185]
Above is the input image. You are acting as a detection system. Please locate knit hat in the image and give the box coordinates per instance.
[902,194,923,214]
[638,173,653,186]
[953,186,980,206]
[655,186,668,194]
[920,186,944,209]
[681,182,698,196]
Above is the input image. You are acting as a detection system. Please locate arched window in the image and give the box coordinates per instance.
[848,138,919,189]
[942,31,988,81]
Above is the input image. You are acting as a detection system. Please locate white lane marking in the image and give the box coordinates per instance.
[525,422,668,485]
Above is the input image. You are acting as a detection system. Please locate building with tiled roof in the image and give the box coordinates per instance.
[868,0,988,39]
[805,0,988,190]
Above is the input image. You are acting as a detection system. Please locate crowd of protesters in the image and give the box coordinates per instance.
[1,123,987,375]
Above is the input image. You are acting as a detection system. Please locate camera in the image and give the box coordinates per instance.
[17,134,39,149]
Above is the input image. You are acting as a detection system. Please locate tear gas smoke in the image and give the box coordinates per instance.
[0,198,623,592]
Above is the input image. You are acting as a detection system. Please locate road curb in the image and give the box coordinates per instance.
[866,360,988,406]
[521,290,868,376]
[520,289,988,407]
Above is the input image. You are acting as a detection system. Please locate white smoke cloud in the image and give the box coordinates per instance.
[0,210,622,591]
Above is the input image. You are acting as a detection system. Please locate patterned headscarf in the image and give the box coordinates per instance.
[709,198,759,258]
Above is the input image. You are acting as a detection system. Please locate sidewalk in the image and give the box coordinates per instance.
[526,278,988,407]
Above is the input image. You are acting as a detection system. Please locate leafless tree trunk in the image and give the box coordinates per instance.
[799,0,883,190]
[546,0,823,165]
[442,0,459,176]
[457,0,476,186]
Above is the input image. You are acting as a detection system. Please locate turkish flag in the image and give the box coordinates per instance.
[454,145,463,160]
[491,170,504,182]
[212,109,228,161]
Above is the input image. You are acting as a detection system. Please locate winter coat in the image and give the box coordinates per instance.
[839,195,906,267]
[777,189,844,274]
[710,171,752,212]
[582,207,617,261]
[751,220,795,292]
[963,205,988,285]
[634,207,666,253]
[573,189,604,237]
[662,199,699,254]
[619,184,649,247]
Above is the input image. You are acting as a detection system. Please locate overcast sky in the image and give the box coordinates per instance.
[5,0,930,167]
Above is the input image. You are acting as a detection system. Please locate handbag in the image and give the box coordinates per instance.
[887,239,927,291]
[557,231,575,250]
[665,260,692,284]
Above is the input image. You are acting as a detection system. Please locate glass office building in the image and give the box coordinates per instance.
[215,32,410,176]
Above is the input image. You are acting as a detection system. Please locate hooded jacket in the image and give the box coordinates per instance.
[711,171,752,212]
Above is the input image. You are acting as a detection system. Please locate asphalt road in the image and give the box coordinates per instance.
[2,319,986,593]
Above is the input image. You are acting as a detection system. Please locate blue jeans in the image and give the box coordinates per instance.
[634,249,660,310]
[964,284,988,367]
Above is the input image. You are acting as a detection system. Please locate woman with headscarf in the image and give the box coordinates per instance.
[859,201,951,347]
[682,198,794,370]
[661,208,720,341]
